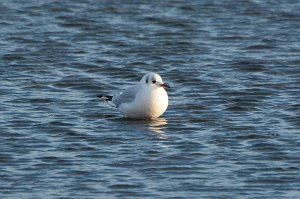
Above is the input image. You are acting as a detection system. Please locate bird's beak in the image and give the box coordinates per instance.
[161,83,170,89]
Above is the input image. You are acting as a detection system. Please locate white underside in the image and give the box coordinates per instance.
[119,87,168,119]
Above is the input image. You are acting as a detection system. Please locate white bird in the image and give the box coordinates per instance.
[98,72,170,119]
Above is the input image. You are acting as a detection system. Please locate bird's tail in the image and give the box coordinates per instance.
[98,95,116,107]
[97,95,113,101]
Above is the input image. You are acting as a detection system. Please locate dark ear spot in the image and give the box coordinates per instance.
[145,75,149,84]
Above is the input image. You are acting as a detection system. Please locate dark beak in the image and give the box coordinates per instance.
[161,83,170,89]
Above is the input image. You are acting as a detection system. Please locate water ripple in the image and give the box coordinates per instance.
[1,0,300,198]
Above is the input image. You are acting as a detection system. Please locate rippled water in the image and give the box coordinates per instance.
[1,0,300,198]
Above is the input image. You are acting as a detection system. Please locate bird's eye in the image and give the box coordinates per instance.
[152,80,156,84]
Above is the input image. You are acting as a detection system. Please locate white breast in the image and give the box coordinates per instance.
[119,87,168,119]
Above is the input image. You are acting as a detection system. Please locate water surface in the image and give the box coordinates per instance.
[1,0,300,198]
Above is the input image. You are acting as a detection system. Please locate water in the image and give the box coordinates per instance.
[1,0,300,198]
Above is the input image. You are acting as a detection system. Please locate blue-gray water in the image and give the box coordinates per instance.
[1,0,300,198]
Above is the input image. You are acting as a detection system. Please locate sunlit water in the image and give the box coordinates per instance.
[1,0,300,198]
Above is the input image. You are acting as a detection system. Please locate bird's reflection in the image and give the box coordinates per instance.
[111,116,169,139]
[147,117,168,138]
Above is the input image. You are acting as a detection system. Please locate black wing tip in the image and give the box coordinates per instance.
[98,95,113,101]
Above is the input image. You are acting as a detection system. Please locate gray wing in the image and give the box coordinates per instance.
[112,85,139,108]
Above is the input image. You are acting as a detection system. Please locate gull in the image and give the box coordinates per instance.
[98,72,170,119]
